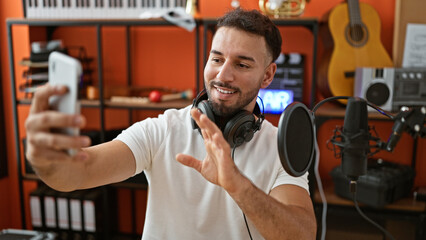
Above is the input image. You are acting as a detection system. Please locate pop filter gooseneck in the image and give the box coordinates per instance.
[278,102,316,177]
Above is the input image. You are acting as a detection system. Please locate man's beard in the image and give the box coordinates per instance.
[206,81,260,117]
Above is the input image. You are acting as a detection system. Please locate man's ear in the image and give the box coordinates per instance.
[261,62,277,88]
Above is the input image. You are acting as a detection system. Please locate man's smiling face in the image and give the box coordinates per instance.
[204,27,275,117]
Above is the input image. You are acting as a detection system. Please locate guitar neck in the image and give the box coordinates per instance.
[347,0,362,26]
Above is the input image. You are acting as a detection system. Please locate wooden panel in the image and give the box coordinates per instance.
[0,46,7,178]
[393,0,426,67]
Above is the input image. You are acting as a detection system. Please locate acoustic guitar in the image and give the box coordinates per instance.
[318,0,393,104]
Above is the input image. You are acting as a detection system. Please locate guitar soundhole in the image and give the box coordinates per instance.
[345,23,369,47]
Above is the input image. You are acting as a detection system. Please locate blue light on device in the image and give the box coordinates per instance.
[257,89,294,114]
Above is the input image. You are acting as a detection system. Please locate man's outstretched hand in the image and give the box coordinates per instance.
[176,108,244,194]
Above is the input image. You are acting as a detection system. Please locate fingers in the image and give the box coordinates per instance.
[25,110,90,163]
[27,131,91,151]
[26,131,91,167]
[26,146,89,168]
[190,108,220,140]
[176,153,202,172]
[30,84,68,114]
[25,84,90,172]
[191,108,231,150]
[26,146,70,167]
[26,111,86,133]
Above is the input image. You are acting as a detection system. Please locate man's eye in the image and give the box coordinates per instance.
[238,63,249,68]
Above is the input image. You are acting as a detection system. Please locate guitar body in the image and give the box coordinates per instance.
[318,2,393,104]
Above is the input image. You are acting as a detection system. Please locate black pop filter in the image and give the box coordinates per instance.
[278,102,315,177]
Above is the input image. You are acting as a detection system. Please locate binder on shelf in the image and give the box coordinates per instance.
[29,186,108,240]
[43,189,58,232]
[70,188,107,240]
[56,191,72,240]
[30,185,62,234]
[29,185,47,231]
[83,189,104,239]
[69,190,85,240]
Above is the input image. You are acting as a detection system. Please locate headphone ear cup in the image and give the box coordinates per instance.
[192,100,216,131]
[197,100,215,122]
[223,111,255,148]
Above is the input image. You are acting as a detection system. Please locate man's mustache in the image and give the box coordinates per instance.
[209,81,240,93]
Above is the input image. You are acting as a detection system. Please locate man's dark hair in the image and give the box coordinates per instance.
[217,8,282,63]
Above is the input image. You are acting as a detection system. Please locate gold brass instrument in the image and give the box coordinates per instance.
[259,0,308,18]
[186,0,198,16]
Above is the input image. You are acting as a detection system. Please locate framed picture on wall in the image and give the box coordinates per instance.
[0,52,7,178]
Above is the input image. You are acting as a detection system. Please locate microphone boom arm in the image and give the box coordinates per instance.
[383,106,426,152]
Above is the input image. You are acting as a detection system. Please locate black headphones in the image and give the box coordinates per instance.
[191,89,264,148]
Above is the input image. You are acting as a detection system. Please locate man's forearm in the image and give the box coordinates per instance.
[228,176,316,240]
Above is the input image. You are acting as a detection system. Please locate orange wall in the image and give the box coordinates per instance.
[1,0,425,231]
[0,0,28,229]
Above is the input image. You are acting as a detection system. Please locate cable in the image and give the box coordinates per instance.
[243,212,254,240]
[232,146,254,240]
[312,96,350,113]
[365,102,395,120]
[314,138,327,240]
[312,96,395,120]
[351,184,396,240]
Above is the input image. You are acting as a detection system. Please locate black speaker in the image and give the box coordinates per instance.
[191,90,264,148]
[355,67,426,111]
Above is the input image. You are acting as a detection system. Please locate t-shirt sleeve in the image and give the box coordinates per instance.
[272,166,310,194]
[114,113,169,176]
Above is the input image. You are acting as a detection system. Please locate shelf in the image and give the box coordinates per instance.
[23,171,149,190]
[17,98,192,110]
[24,171,149,190]
[111,182,148,190]
[19,59,48,68]
[7,17,202,27]
[314,102,395,121]
[104,99,192,109]
[314,181,426,213]
[7,17,201,233]
[202,16,318,27]
[22,173,39,181]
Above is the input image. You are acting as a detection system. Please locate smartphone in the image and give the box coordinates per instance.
[48,52,82,154]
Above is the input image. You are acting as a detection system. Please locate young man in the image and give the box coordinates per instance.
[25,8,316,240]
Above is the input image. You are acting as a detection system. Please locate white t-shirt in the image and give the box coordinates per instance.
[115,105,309,240]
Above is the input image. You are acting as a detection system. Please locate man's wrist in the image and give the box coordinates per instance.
[225,172,253,201]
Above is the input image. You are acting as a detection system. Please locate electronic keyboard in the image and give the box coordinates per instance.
[24,0,188,19]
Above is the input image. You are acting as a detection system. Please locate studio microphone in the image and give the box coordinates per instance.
[332,97,370,181]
